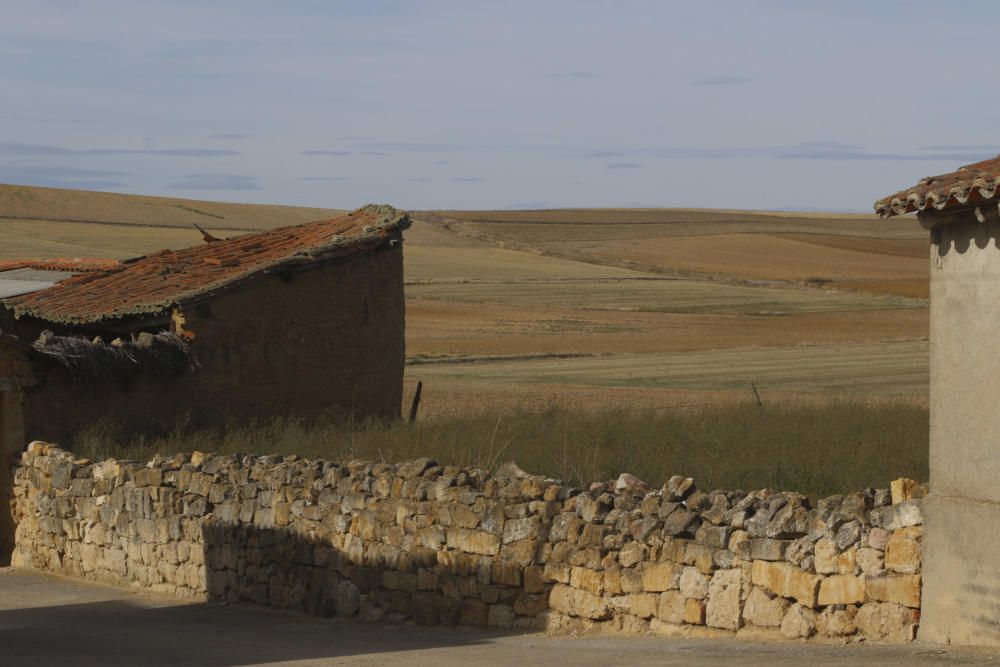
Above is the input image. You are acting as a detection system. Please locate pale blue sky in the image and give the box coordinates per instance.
[3,1,999,211]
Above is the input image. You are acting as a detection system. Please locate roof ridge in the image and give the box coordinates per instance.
[2,204,409,325]
[875,154,1000,218]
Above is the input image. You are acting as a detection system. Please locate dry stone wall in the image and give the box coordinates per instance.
[10,443,923,641]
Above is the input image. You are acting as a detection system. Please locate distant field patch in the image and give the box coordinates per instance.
[407,278,924,315]
[411,340,928,396]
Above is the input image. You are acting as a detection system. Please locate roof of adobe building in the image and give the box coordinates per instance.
[2,204,410,326]
[875,154,1000,218]
[0,258,122,273]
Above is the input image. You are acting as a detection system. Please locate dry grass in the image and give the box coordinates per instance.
[71,400,928,499]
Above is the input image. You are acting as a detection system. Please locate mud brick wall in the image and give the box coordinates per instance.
[11,241,405,448]
[10,443,923,641]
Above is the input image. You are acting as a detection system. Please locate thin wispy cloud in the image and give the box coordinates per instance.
[301,176,349,181]
[0,114,99,125]
[302,150,352,156]
[0,142,238,157]
[918,145,1000,153]
[0,165,130,190]
[407,177,431,182]
[452,177,483,182]
[544,70,601,79]
[209,133,247,140]
[360,151,389,156]
[170,174,260,190]
[589,151,624,158]
[693,75,753,86]
[606,162,644,169]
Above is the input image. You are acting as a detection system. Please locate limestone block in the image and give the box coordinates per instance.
[447,528,500,556]
[867,527,891,551]
[524,565,545,594]
[742,586,789,628]
[780,604,817,639]
[642,561,681,592]
[705,568,743,631]
[749,538,789,562]
[624,593,659,619]
[884,526,921,574]
[890,478,920,505]
[855,602,918,642]
[619,541,647,568]
[816,605,858,637]
[866,574,921,609]
[679,566,710,600]
[656,590,686,624]
[856,547,886,576]
[684,598,706,625]
[570,566,604,595]
[549,583,611,620]
[503,516,542,544]
[870,500,922,531]
[487,604,515,629]
[817,574,865,606]
[750,560,820,608]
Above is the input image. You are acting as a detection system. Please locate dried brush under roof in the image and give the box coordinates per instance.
[32,331,196,384]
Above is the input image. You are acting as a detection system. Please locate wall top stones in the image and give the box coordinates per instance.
[10,442,924,642]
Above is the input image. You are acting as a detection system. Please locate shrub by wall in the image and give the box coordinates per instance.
[10,442,923,641]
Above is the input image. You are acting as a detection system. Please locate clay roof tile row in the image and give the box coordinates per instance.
[875,154,1000,218]
[2,204,409,325]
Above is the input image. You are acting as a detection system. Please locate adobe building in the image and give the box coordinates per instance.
[877,157,1000,646]
[0,204,409,561]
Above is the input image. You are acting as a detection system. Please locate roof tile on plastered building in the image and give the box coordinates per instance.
[2,204,409,325]
[875,154,1000,218]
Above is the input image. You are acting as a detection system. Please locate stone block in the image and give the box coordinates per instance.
[817,574,865,606]
[750,560,820,608]
[641,561,681,592]
[447,528,500,556]
[656,590,686,624]
[866,574,921,609]
[569,566,603,595]
[816,605,858,638]
[742,586,788,628]
[549,583,610,620]
[780,604,817,639]
[683,598,706,625]
[705,568,743,631]
[856,602,918,642]
[749,538,789,562]
[884,526,921,574]
[679,566,709,600]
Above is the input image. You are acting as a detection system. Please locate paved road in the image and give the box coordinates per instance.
[2,567,1000,666]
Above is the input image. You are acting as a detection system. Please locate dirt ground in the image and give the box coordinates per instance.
[2,568,996,667]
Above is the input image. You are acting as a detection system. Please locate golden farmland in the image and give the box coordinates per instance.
[0,185,931,416]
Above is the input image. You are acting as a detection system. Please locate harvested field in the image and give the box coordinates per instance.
[406,300,927,357]
[408,340,928,397]
[1,184,932,416]
[406,278,923,314]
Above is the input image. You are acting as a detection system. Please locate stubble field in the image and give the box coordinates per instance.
[1,184,931,418]
[3,184,933,491]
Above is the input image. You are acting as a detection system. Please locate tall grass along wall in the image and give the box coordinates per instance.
[11,442,923,642]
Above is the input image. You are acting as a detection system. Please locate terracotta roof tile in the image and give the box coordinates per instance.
[875,155,1000,218]
[3,204,409,325]
[0,258,121,273]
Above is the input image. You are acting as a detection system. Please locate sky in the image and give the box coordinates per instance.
[3,1,1000,212]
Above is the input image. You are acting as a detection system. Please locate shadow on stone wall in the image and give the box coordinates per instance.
[200,521,546,629]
